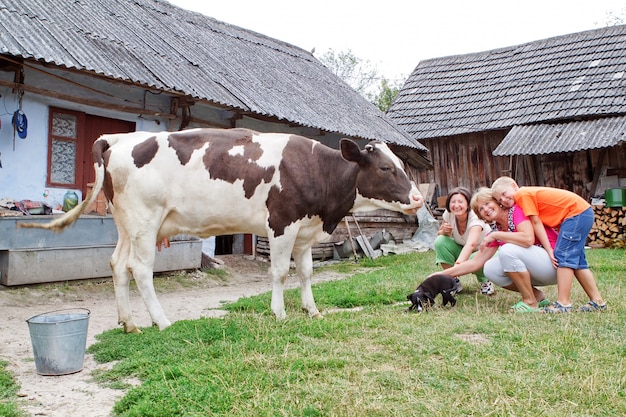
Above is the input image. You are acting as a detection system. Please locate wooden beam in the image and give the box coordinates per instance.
[588,148,607,198]
[0,80,177,119]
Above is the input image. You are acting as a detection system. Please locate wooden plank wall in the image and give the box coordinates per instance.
[413,134,626,203]
[414,132,511,200]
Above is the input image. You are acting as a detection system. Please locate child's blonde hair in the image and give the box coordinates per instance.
[470,187,497,220]
[491,176,518,195]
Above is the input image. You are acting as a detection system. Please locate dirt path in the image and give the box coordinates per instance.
[0,255,349,417]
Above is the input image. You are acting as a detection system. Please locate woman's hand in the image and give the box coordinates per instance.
[438,222,453,236]
[481,232,496,249]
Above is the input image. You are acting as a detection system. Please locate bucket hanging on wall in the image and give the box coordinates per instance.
[26,308,90,376]
[605,188,626,208]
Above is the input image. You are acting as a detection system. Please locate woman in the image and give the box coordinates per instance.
[434,187,493,295]
[435,187,558,312]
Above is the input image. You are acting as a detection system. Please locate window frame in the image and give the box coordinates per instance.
[46,107,85,188]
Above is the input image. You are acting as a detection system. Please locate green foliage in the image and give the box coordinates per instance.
[83,248,626,416]
[316,48,404,112]
[372,78,402,112]
[318,48,380,96]
[0,360,26,417]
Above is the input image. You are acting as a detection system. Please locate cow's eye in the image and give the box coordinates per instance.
[380,166,392,172]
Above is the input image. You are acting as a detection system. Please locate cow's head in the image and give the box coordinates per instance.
[340,139,423,214]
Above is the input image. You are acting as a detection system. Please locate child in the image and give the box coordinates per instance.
[491,176,606,313]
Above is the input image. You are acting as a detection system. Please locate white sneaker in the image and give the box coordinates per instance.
[480,281,495,295]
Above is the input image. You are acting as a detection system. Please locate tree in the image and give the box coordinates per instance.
[318,48,379,96]
[317,48,403,112]
[372,78,403,113]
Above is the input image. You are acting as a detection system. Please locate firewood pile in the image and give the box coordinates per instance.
[588,205,626,248]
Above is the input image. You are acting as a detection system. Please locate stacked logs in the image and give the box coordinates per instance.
[588,205,626,248]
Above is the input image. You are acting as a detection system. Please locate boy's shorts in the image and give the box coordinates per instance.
[554,207,594,269]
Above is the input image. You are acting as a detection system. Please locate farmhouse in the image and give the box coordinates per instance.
[0,0,430,285]
[388,24,626,204]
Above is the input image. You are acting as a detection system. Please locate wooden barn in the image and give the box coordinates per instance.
[0,0,430,284]
[388,25,626,205]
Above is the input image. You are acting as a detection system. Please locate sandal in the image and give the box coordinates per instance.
[541,301,572,313]
[511,301,540,313]
[538,299,551,308]
[579,300,607,312]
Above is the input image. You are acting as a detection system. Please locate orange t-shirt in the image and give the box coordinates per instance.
[514,186,590,228]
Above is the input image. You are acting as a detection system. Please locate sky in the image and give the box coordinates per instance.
[168,0,625,83]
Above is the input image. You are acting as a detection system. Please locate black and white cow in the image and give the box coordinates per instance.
[22,128,423,333]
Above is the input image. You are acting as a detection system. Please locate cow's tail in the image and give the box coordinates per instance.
[19,139,109,233]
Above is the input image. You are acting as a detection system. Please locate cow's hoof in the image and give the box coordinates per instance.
[311,312,324,319]
[273,310,287,320]
[123,324,142,334]
[157,321,172,331]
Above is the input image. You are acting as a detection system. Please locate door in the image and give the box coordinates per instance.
[81,115,135,196]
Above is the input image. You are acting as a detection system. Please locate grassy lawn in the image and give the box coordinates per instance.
[83,248,626,417]
[4,248,624,416]
[0,360,26,417]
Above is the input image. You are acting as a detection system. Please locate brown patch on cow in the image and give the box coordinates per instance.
[201,129,275,199]
[266,137,358,236]
[102,149,114,203]
[167,128,260,166]
[92,139,115,202]
[92,140,109,168]
[167,131,211,165]
[131,136,158,168]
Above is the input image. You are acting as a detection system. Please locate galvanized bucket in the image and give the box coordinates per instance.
[26,308,90,376]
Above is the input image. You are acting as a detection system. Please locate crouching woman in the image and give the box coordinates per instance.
[432,187,558,312]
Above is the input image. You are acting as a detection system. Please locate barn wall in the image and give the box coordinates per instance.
[416,132,626,203]
[415,131,510,201]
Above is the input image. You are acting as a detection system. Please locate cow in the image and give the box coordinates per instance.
[21,128,423,333]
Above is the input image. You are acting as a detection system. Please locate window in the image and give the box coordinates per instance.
[47,108,85,188]
[46,107,135,195]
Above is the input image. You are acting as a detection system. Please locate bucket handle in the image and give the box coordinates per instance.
[26,308,90,323]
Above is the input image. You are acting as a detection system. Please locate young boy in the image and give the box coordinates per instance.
[491,176,606,313]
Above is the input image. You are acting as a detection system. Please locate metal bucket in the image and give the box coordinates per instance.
[26,308,90,376]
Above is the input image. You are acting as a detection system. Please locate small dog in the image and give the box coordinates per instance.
[406,273,460,312]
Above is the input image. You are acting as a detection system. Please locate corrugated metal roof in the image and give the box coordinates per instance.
[387,25,626,141]
[493,115,626,156]
[0,0,428,152]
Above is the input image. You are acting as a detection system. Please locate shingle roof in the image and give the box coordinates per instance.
[387,25,626,141]
[494,115,626,156]
[0,0,428,153]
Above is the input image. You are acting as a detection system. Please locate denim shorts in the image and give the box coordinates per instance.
[554,207,593,269]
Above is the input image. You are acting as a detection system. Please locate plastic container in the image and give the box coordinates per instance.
[26,308,90,376]
[605,188,626,207]
[62,191,79,212]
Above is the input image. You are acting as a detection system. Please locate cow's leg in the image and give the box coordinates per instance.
[127,236,172,330]
[268,235,296,320]
[110,234,141,334]
[269,254,290,320]
[292,246,322,319]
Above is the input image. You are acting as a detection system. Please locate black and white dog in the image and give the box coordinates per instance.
[406,273,460,312]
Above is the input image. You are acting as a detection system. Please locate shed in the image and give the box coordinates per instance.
[387,24,626,204]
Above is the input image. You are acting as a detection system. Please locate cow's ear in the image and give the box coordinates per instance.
[340,139,362,163]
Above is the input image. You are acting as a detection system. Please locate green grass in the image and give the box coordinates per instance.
[81,248,626,417]
[0,360,26,417]
[5,249,623,416]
